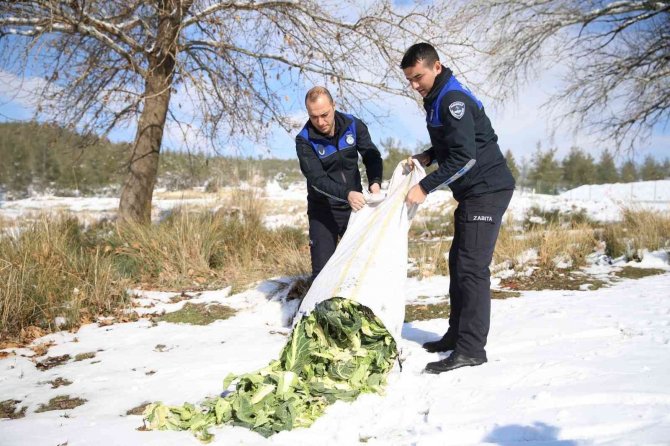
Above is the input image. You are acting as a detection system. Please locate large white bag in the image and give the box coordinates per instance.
[295,160,426,342]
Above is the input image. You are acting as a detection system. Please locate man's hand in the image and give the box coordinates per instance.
[406,153,430,171]
[413,152,431,167]
[369,183,381,194]
[348,191,366,211]
[405,184,427,207]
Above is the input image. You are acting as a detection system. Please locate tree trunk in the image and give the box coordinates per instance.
[118,0,193,224]
[118,70,172,224]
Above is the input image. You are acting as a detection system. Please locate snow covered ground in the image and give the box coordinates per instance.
[419,180,670,224]
[1,255,669,445]
[0,181,308,229]
[560,180,670,203]
[2,180,669,228]
[1,180,669,444]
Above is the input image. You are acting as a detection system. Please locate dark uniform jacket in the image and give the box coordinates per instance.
[419,66,515,201]
[296,111,383,209]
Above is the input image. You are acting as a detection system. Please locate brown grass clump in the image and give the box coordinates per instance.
[409,199,456,239]
[531,223,598,270]
[35,395,87,413]
[494,223,597,272]
[0,216,129,341]
[409,240,450,278]
[601,208,670,260]
[493,226,532,270]
[0,399,27,419]
[109,189,309,291]
[1,190,310,342]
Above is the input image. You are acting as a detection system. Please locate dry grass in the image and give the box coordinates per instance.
[409,240,450,278]
[601,209,670,260]
[500,270,608,291]
[405,301,450,322]
[523,204,592,230]
[74,352,96,362]
[111,210,230,289]
[0,399,27,419]
[613,266,666,280]
[531,223,597,270]
[126,402,151,416]
[153,189,216,200]
[0,215,12,231]
[412,223,597,280]
[35,395,87,413]
[495,223,597,272]
[493,227,532,270]
[110,189,309,291]
[0,216,129,341]
[409,200,456,239]
[0,190,310,342]
[35,354,71,371]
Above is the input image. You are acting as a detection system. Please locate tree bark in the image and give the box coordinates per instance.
[118,0,192,224]
[118,70,172,224]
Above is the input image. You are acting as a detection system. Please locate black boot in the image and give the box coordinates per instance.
[422,333,457,353]
[424,352,487,374]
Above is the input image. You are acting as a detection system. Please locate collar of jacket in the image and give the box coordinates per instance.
[306,110,353,142]
[423,65,453,109]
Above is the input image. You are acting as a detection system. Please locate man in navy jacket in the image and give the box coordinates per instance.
[296,86,383,280]
[403,43,515,373]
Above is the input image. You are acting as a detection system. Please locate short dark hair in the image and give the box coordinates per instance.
[400,43,440,69]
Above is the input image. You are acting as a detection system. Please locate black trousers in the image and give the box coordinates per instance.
[447,189,513,360]
[308,205,351,280]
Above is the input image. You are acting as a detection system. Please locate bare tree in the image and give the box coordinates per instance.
[0,0,474,223]
[474,0,670,151]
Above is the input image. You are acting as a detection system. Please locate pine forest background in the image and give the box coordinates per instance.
[1,122,668,200]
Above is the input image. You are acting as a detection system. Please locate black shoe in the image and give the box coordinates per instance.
[422,333,457,353]
[424,352,487,374]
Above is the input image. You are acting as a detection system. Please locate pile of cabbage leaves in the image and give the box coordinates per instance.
[143,298,398,442]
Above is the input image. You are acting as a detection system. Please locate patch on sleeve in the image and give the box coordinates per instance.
[448,101,465,120]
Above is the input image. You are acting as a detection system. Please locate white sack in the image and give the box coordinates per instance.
[295,160,426,342]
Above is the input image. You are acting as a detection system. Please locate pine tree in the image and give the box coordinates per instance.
[380,137,412,181]
[640,155,665,180]
[562,147,596,188]
[619,160,638,183]
[7,140,33,197]
[529,147,562,194]
[596,149,619,184]
[505,149,520,182]
[519,156,530,189]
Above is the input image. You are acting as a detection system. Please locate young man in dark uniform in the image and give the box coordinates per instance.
[296,86,383,280]
[402,43,515,373]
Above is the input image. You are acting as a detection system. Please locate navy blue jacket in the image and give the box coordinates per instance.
[419,67,515,201]
[296,111,382,209]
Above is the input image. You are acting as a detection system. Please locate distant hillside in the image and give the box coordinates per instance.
[0,122,303,198]
[0,122,127,198]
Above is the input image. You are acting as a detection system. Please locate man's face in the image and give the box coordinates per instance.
[403,59,442,98]
[306,94,336,136]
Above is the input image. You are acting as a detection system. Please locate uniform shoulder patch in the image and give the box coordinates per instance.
[448,101,465,120]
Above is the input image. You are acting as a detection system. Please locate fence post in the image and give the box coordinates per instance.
[654,181,657,201]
